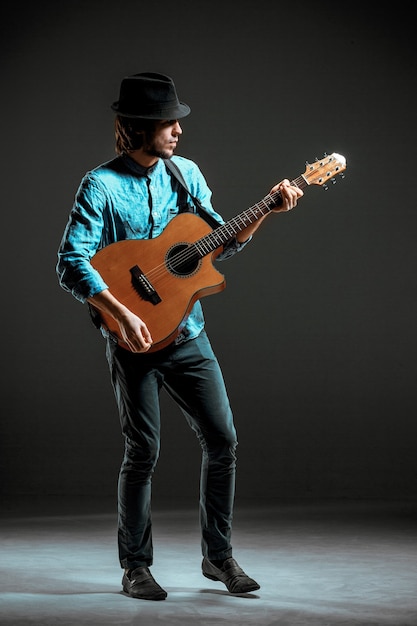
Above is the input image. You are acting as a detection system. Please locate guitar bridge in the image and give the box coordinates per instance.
[130,265,161,305]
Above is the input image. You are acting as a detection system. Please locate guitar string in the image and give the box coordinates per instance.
[139,193,282,287]
[119,171,311,296]
[139,175,306,287]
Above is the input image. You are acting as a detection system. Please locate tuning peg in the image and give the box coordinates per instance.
[331,178,336,184]
[323,184,329,191]
[339,172,345,179]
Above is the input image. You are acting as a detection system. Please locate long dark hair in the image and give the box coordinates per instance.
[114,115,155,154]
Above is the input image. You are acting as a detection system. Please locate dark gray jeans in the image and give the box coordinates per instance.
[105,330,238,570]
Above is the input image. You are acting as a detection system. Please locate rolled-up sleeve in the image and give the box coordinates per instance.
[56,177,109,303]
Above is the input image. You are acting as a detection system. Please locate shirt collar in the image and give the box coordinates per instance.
[121,153,160,177]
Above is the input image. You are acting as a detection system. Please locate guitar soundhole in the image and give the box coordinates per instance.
[166,243,201,277]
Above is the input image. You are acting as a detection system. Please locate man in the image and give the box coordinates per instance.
[57,72,303,601]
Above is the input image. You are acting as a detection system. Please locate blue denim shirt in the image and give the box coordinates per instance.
[57,154,249,343]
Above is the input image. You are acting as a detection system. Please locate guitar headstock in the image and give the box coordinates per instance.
[303,153,347,188]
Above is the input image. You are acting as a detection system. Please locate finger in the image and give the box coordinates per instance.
[280,185,293,210]
[125,333,151,353]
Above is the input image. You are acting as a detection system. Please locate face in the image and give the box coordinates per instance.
[143,119,182,160]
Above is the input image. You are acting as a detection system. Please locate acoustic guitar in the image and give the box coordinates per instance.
[91,153,347,351]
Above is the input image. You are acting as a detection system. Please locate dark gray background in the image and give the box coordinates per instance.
[1,0,416,507]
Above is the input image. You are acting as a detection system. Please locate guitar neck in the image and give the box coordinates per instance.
[195,174,308,255]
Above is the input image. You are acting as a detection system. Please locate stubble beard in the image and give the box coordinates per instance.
[146,147,174,160]
[143,133,176,161]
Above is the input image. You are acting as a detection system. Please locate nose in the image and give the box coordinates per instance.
[173,121,182,136]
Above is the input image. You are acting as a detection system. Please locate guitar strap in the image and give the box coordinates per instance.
[163,159,222,229]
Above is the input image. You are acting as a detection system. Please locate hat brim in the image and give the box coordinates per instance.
[111,101,191,119]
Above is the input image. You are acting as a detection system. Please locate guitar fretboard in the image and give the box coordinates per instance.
[194,174,308,256]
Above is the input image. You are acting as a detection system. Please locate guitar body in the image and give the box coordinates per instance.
[90,212,226,352]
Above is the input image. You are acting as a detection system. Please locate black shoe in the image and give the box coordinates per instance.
[122,567,167,600]
[202,557,260,594]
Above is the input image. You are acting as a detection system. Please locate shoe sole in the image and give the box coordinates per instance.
[202,571,260,593]
[122,585,167,600]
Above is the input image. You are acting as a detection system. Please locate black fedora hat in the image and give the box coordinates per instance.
[111,72,190,119]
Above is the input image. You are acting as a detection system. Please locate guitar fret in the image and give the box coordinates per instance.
[223,224,236,237]
[228,217,241,231]
[210,231,225,247]
[259,198,272,211]
[195,240,211,255]
[265,193,280,207]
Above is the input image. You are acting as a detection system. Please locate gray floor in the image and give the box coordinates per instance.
[1,498,416,625]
